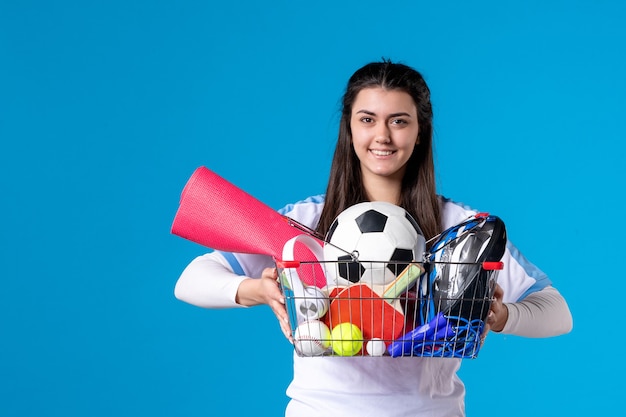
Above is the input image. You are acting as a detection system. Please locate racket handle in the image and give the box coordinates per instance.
[381,264,423,300]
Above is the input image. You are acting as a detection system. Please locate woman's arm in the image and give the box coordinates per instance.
[174,252,248,308]
[498,285,573,337]
[174,251,292,340]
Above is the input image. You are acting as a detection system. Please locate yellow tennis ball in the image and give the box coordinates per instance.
[330,323,363,356]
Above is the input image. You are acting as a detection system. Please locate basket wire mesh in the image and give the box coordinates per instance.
[277,259,502,359]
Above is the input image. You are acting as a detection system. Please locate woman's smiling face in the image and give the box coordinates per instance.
[350,87,420,183]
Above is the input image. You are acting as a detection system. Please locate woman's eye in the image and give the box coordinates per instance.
[391,119,407,125]
[361,117,373,123]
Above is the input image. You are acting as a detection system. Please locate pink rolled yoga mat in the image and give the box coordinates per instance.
[171,166,326,287]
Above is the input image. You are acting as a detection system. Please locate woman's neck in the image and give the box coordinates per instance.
[362,173,402,205]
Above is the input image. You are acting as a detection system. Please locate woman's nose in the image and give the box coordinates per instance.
[375,133,391,143]
[374,124,391,143]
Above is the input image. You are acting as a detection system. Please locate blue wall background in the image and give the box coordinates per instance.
[1,1,624,415]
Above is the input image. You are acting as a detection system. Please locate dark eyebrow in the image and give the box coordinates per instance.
[389,112,412,118]
[355,110,413,118]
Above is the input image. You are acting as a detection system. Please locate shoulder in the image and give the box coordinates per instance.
[278,194,326,228]
[438,196,479,229]
[438,196,552,301]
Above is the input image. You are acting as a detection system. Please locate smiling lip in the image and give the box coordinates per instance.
[370,149,395,156]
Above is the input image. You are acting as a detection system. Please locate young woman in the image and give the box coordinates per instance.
[174,60,573,416]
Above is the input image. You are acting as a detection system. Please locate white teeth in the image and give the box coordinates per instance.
[371,150,393,156]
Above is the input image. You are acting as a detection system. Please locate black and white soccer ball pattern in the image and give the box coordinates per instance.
[323,202,425,286]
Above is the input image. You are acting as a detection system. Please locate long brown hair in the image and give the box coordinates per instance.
[316,60,441,243]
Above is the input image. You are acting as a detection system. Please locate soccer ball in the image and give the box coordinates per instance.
[323,202,426,286]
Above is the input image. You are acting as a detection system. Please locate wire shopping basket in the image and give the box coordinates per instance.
[276,259,503,359]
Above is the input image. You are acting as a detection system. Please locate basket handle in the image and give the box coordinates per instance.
[281,234,326,288]
[280,235,328,321]
[482,261,504,270]
[275,260,301,269]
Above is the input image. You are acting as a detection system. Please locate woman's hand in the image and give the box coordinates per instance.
[235,268,293,342]
[481,283,508,344]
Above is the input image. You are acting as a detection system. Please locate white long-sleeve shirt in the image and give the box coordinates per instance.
[174,195,572,416]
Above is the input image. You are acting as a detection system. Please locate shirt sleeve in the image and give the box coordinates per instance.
[492,242,572,337]
[500,286,573,337]
[438,198,572,338]
[174,251,250,309]
[173,195,325,309]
